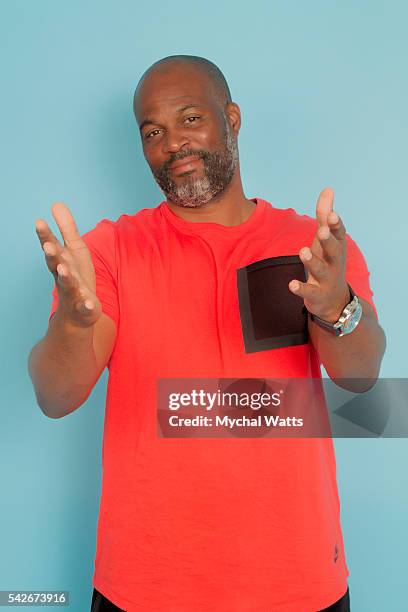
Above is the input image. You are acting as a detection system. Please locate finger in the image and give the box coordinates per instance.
[299,247,328,282]
[316,187,334,227]
[43,241,63,258]
[56,262,80,292]
[51,202,85,250]
[315,225,342,262]
[288,279,321,302]
[56,264,97,316]
[43,243,79,281]
[35,218,62,250]
[327,211,346,242]
[43,240,65,276]
[75,297,98,318]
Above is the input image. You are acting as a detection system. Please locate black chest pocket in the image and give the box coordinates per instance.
[237,255,308,353]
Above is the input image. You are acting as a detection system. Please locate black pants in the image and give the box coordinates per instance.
[91,586,350,611]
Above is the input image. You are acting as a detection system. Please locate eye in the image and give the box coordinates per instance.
[184,116,201,123]
[145,129,162,140]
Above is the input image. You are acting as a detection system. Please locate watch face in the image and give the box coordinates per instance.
[342,302,363,334]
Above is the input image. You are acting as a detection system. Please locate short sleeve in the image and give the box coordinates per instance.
[48,219,119,326]
[345,233,378,318]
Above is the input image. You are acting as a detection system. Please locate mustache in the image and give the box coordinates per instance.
[157,150,207,174]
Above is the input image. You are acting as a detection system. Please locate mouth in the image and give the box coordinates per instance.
[169,156,202,175]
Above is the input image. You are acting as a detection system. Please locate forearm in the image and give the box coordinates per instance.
[308,299,386,391]
[28,309,100,418]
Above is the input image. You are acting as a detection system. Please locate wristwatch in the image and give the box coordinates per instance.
[309,285,363,337]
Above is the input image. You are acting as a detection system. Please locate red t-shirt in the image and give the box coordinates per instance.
[49,198,376,611]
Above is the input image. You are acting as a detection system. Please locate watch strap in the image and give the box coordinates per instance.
[309,285,356,335]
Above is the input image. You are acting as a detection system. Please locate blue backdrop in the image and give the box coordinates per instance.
[1,1,407,610]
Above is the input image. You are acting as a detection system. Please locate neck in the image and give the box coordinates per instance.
[165,169,255,227]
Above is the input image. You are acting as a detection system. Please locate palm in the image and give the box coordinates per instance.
[36,202,102,327]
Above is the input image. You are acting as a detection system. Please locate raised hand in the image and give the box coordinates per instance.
[288,188,350,322]
[35,203,102,328]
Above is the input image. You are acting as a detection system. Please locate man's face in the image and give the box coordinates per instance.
[134,64,239,208]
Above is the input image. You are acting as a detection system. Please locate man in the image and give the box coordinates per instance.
[28,55,385,611]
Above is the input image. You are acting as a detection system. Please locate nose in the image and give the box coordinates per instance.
[161,127,190,156]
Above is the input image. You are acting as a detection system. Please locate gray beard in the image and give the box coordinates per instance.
[153,116,240,209]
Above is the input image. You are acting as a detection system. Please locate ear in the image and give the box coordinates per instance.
[225,102,241,136]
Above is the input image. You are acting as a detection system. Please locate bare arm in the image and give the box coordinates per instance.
[308,298,386,391]
[28,311,116,418]
[289,188,386,392]
[28,202,117,418]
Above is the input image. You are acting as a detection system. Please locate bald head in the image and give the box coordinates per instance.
[133,55,232,114]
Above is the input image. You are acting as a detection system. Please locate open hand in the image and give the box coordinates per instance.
[35,203,102,328]
[288,188,350,323]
